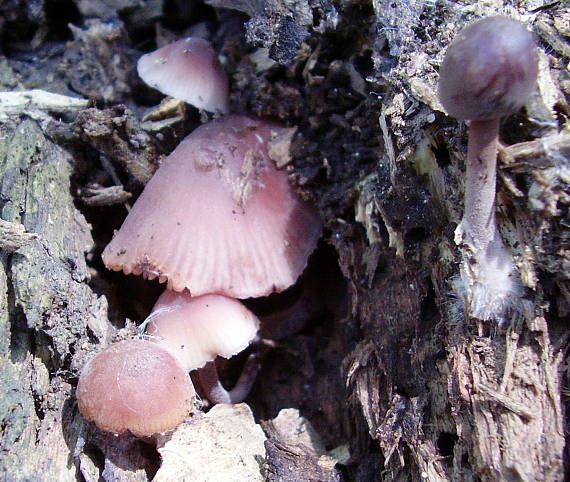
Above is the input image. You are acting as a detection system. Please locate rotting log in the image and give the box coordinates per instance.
[0,0,568,481]
[0,119,108,480]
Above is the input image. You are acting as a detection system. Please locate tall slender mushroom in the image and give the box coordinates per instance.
[145,290,261,404]
[438,16,538,320]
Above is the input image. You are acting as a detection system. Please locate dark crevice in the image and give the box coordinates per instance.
[138,439,161,480]
[44,0,81,41]
[244,243,352,449]
[81,443,106,479]
[431,138,452,168]
[32,391,46,426]
[437,431,458,462]
[4,253,32,364]
[420,276,439,324]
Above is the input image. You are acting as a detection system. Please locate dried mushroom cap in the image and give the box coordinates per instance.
[76,339,195,437]
[146,291,259,370]
[439,16,538,121]
[102,115,322,298]
[137,37,229,114]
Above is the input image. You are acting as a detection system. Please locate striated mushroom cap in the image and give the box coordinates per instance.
[137,37,229,114]
[439,16,538,121]
[76,339,195,437]
[146,291,259,370]
[102,115,322,298]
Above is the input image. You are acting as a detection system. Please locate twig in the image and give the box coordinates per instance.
[0,90,88,117]
[475,382,536,421]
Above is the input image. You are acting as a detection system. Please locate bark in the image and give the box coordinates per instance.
[0,119,109,480]
[0,0,568,481]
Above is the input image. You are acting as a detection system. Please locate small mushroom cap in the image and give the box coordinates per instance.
[76,339,195,437]
[146,291,259,370]
[439,16,538,120]
[102,115,322,298]
[137,37,229,114]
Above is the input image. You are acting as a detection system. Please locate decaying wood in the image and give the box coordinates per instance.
[76,106,158,186]
[265,439,342,482]
[0,219,37,252]
[78,185,132,207]
[154,404,266,481]
[263,408,346,481]
[0,0,568,481]
[0,90,89,122]
[0,119,109,480]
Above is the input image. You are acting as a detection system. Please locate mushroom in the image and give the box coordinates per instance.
[438,16,538,320]
[102,114,322,299]
[76,339,195,437]
[145,290,261,404]
[137,37,230,114]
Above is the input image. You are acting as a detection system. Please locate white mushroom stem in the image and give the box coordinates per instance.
[197,354,261,404]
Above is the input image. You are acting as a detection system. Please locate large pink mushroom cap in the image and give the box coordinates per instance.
[146,291,259,370]
[137,37,230,114]
[76,339,195,437]
[102,115,322,298]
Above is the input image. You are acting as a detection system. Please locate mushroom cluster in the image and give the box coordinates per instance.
[77,37,322,437]
[438,16,538,321]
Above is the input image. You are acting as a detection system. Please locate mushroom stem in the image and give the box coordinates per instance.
[463,118,500,250]
[456,118,521,321]
[198,354,261,404]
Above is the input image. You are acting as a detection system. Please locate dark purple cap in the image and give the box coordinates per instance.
[439,16,538,120]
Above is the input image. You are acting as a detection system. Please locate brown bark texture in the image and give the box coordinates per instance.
[0,0,568,481]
